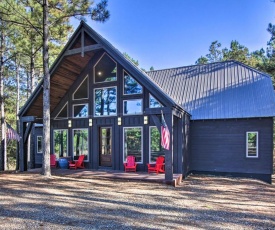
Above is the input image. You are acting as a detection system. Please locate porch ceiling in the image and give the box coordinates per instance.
[23,51,95,118]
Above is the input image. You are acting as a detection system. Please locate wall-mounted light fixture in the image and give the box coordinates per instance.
[144,116,148,124]
[89,119,93,127]
[118,117,122,126]
[68,120,72,128]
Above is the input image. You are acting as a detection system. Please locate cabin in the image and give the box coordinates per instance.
[18,21,275,183]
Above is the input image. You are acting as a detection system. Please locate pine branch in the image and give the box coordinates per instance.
[5,0,43,36]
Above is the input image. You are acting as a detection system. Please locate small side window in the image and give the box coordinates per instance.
[246,132,258,158]
[37,136,42,153]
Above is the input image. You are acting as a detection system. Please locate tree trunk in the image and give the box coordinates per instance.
[0,24,6,171]
[42,0,51,177]
[30,7,35,94]
[16,56,20,171]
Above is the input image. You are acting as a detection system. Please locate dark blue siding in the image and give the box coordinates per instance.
[190,118,273,175]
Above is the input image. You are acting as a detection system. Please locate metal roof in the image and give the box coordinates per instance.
[146,61,275,120]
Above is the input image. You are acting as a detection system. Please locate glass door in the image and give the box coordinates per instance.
[99,127,112,167]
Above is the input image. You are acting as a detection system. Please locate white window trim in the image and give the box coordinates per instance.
[55,103,68,120]
[72,75,89,100]
[123,99,143,115]
[149,94,163,108]
[37,136,42,153]
[93,52,117,84]
[246,131,258,158]
[72,128,89,162]
[53,129,68,158]
[123,126,143,164]
[94,86,117,117]
[73,103,89,118]
[123,70,143,95]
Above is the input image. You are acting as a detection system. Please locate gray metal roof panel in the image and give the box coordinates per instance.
[146,61,275,120]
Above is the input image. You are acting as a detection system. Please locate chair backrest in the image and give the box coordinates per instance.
[76,154,85,166]
[50,154,56,165]
[126,156,135,167]
[156,156,165,164]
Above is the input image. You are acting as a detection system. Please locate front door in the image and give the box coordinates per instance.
[99,127,112,167]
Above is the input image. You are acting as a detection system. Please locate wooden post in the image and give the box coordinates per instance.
[19,120,26,171]
[165,112,173,182]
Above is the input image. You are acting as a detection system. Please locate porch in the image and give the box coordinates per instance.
[28,168,183,187]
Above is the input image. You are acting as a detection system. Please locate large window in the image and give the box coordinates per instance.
[73,129,89,161]
[73,76,88,100]
[37,136,42,153]
[53,129,68,159]
[246,132,258,158]
[123,127,142,163]
[94,87,117,116]
[149,126,164,163]
[73,104,88,118]
[123,99,142,115]
[124,71,142,95]
[94,53,117,83]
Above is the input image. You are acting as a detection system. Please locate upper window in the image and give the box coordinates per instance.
[149,126,164,163]
[53,129,68,159]
[149,94,163,108]
[124,71,142,95]
[73,76,88,100]
[123,127,143,163]
[37,136,42,153]
[73,129,89,161]
[246,132,258,158]
[94,53,117,83]
[94,87,117,116]
[73,104,88,118]
[55,103,68,119]
[123,99,142,115]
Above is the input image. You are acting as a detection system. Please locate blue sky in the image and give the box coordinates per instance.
[73,0,275,71]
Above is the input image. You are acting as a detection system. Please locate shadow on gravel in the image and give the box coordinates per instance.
[0,172,274,229]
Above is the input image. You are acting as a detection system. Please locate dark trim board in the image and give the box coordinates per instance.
[187,170,272,184]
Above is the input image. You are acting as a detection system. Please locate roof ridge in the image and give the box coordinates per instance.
[146,60,236,73]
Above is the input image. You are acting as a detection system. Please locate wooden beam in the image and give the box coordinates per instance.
[144,107,171,115]
[24,122,34,144]
[64,44,102,56]
[21,116,36,122]
[81,29,84,57]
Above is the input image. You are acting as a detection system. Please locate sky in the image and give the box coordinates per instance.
[72,0,275,71]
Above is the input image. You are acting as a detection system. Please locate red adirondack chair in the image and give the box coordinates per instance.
[123,156,137,172]
[147,156,165,174]
[69,155,85,170]
[50,154,57,168]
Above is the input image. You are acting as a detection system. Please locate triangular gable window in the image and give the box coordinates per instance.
[94,53,117,83]
[124,71,143,95]
[55,103,68,119]
[73,76,88,100]
[149,94,163,108]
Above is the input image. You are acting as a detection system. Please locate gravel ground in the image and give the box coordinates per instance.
[0,172,274,230]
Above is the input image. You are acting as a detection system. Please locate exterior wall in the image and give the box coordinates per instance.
[51,115,180,172]
[190,118,273,181]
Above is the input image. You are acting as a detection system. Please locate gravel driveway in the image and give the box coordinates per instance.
[0,172,274,229]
